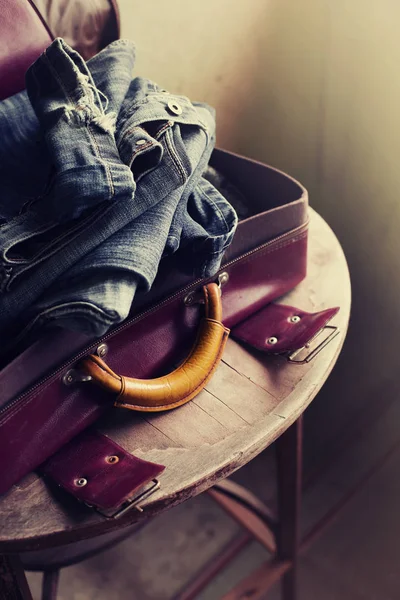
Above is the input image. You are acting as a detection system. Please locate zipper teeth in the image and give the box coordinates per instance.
[0,221,308,418]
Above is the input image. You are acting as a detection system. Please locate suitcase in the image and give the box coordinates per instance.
[0,0,336,515]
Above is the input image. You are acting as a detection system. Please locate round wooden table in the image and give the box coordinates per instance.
[0,209,350,600]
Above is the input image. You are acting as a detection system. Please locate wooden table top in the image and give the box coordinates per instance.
[0,208,350,552]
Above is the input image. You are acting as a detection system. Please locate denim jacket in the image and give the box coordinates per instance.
[0,39,237,347]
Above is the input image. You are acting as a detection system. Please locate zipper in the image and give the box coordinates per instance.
[0,220,308,420]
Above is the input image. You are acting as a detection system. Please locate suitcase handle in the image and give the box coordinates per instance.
[79,283,230,412]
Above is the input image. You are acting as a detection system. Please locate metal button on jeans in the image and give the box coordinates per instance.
[167,101,183,116]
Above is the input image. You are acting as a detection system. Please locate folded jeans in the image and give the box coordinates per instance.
[0,39,237,353]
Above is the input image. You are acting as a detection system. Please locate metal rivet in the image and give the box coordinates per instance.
[106,455,119,464]
[63,370,75,385]
[290,315,301,323]
[267,337,278,345]
[96,343,108,358]
[62,369,92,386]
[136,139,147,146]
[184,292,195,305]
[218,271,229,287]
[75,478,87,487]
[167,101,183,115]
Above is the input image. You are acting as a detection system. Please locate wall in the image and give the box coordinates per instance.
[120,1,400,445]
[243,0,400,444]
[119,0,274,149]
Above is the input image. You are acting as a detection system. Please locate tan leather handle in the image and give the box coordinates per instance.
[80,283,229,412]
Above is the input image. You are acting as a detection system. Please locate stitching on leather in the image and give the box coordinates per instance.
[110,290,220,406]
[116,376,126,402]
[0,354,119,426]
[116,326,229,411]
[86,355,119,379]
[0,376,57,425]
[115,317,226,404]
[234,232,307,268]
[0,226,307,419]
[204,284,210,318]
[117,328,228,410]
[210,232,306,285]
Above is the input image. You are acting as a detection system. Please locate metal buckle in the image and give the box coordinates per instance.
[287,325,340,364]
[90,479,160,519]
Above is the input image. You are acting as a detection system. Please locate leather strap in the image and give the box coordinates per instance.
[40,301,339,514]
[41,430,165,515]
[231,303,339,357]
[80,283,230,412]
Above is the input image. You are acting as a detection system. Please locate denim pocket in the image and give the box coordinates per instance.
[116,84,214,181]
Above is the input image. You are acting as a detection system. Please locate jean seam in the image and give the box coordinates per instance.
[2,222,56,263]
[165,128,186,185]
[42,51,73,105]
[30,301,118,322]
[87,125,115,200]
[5,203,113,290]
[155,121,174,139]
[43,50,115,201]
[201,188,230,233]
